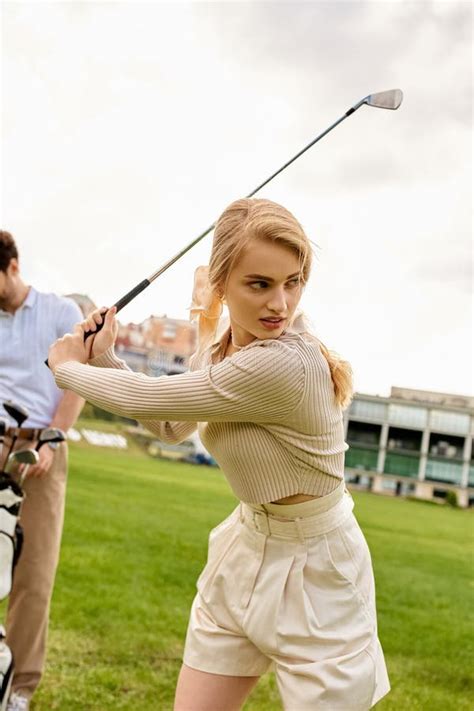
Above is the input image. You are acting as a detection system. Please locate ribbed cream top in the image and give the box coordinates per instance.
[54,326,348,503]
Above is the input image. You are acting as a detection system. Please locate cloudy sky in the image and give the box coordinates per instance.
[1,1,472,398]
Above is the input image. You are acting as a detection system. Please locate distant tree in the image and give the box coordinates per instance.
[445,490,459,508]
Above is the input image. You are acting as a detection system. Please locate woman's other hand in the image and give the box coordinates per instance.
[81,306,118,359]
[48,323,90,374]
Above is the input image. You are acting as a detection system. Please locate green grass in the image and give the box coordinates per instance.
[3,431,473,710]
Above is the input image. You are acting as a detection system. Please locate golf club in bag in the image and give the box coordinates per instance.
[2,403,28,463]
[45,88,403,366]
[0,402,31,600]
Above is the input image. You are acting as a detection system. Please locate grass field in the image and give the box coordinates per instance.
[3,427,473,710]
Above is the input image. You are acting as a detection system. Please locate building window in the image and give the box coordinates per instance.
[387,426,422,453]
[350,400,387,421]
[429,433,464,461]
[347,421,381,448]
[430,410,470,435]
[162,323,177,340]
[388,404,427,428]
[426,460,463,485]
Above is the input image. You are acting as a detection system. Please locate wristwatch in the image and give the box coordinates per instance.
[47,441,60,451]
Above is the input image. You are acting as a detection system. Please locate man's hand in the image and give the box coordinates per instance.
[48,323,91,374]
[81,306,118,360]
[22,444,55,478]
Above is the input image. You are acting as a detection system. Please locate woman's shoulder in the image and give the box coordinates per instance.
[188,321,324,372]
[233,330,323,376]
[251,331,331,381]
[247,329,323,358]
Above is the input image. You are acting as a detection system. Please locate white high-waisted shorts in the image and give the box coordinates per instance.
[183,480,390,710]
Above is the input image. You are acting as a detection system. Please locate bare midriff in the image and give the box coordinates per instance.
[271,493,322,505]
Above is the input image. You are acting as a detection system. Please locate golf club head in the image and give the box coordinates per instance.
[9,450,39,466]
[36,428,66,450]
[365,89,403,110]
[3,401,29,428]
[5,448,39,474]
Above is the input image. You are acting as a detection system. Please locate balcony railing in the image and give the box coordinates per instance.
[383,453,419,478]
[347,439,379,450]
[345,447,378,471]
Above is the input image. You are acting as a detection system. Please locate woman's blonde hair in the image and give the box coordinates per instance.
[191,197,354,409]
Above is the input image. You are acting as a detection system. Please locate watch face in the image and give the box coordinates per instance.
[47,441,60,451]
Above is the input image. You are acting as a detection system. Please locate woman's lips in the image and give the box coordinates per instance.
[260,318,285,330]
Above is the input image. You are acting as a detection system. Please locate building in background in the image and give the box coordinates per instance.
[344,386,474,507]
[66,293,97,317]
[66,295,197,375]
[115,315,197,376]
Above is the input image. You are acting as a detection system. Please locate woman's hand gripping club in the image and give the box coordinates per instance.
[82,306,119,359]
[47,306,118,374]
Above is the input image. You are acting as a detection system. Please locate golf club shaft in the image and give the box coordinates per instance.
[19,465,30,487]
[80,105,360,344]
[46,89,403,367]
[5,435,18,465]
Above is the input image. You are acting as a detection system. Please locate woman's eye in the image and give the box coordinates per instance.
[248,279,300,290]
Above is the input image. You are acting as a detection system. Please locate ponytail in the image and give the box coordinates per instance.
[318,341,354,410]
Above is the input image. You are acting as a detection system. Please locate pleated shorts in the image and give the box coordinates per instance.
[183,480,391,710]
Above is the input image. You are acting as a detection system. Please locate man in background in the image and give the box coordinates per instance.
[0,230,84,711]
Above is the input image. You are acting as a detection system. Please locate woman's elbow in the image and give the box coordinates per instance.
[138,419,182,445]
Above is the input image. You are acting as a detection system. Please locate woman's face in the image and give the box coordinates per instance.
[223,238,304,347]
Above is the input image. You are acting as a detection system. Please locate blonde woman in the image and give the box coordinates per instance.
[48,199,390,710]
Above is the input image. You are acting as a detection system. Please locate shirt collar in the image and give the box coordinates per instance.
[0,286,36,317]
[21,287,37,309]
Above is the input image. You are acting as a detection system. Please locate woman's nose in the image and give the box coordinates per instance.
[266,287,287,313]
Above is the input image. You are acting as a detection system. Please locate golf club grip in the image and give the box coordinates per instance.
[45,278,151,368]
[82,278,151,341]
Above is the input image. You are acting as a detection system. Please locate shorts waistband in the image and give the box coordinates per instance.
[262,478,347,518]
[240,480,354,540]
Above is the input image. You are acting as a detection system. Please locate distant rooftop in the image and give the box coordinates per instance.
[389,386,473,410]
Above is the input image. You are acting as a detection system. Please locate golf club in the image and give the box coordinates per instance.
[4,449,39,473]
[35,428,66,451]
[2,402,29,462]
[44,88,403,366]
[5,449,38,488]
[0,419,7,463]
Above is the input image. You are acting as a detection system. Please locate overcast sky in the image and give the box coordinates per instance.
[1,1,472,398]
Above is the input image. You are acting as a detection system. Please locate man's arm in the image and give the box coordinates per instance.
[49,390,85,432]
[27,390,84,478]
[50,298,86,431]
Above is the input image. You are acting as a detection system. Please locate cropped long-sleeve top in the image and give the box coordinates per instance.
[54,325,349,503]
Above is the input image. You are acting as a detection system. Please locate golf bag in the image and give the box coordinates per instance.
[0,626,13,711]
[0,474,24,600]
[0,473,24,709]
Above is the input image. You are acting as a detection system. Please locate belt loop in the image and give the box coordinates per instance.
[253,510,271,536]
[239,502,244,524]
[294,517,305,544]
